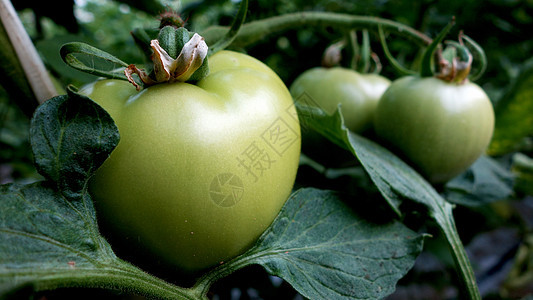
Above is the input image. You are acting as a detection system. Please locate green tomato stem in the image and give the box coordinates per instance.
[360,29,371,73]
[347,30,359,70]
[434,204,481,300]
[193,248,280,298]
[377,24,417,76]
[420,18,455,78]
[193,255,254,297]
[208,0,248,55]
[201,12,433,49]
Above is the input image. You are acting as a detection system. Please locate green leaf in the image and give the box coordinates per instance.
[420,19,455,77]
[60,42,130,81]
[197,188,424,300]
[445,156,514,206]
[294,103,481,299]
[489,58,533,155]
[0,181,114,291]
[0,181,195,300]
[35,35,99,85]
[30,91,119,200]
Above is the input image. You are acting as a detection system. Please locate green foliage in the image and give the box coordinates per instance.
[294,103,485,298]
[0,93,198,300]
[232,189,424,300]
[3,0,533,298]
[0,88,424,299]
[30,90,120,199]
[444,156,514,206]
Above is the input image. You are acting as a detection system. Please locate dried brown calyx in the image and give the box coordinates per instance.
[124,26,209,90]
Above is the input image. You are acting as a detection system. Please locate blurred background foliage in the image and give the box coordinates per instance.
[2,0,533,299]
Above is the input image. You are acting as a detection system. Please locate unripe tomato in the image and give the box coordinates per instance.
[290,67,390,167]
[290,67,391,133]
[81,50,301,272]
[374,76,494,183]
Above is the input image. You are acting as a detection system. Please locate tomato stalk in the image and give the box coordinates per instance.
[202,12,433,49]
[377,24,417,76]
[359,30,371,73]
[207,0,248,55]
[419,18,456,78]
[434,205,482,300]
[347,30,359,70]
[13,255,201,299]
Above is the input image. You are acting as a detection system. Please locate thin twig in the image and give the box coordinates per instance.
[0,0,58,104]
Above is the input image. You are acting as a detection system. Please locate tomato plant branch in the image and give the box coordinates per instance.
[377,24,417,76]
[15,259,200,300]
[207,0,248,55]
[347,30,359,70]
[202,12,433,49]
[434,204,481,300]
[420,18,455,78]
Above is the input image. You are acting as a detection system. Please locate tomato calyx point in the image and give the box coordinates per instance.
[436,33,473,84]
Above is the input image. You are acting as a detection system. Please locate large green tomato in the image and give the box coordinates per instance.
[81,50,301,272]
[374,76,494,184]
[290,67,391,133]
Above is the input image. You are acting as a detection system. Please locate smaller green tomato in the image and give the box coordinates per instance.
[290,67,391,133]
[290,67,390,167]
[374,76,495,184]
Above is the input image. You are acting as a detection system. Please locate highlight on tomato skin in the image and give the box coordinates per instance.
[81,50,302,273]
[373,76,495,184]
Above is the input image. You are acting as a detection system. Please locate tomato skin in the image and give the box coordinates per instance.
[81,51,301,272]
[290,67,391,133]
[374,76,495,183]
